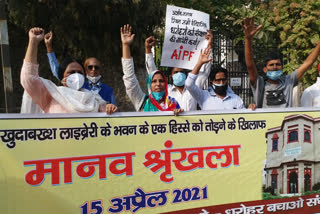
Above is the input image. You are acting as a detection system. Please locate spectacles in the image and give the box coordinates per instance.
[87,65,100,70]
[214,78,227,82]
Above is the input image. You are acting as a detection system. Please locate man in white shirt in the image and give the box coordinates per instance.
[301,63,320,107]
[185,48,256,110]
[144,31,213,111]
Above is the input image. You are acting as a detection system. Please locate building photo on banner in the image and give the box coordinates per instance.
[1,109,320,214]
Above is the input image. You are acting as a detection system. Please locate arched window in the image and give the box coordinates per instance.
[304,130,311,143]
[272,134,279,151]
[288,130,298,143]
[288,171,298,193]
[304,168,312,192]
[304,173,311,192]
[271,175,277,189]
[271,169,278,190]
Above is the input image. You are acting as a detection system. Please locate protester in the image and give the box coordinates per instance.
[185,48,256,110]
[44,31,117,105]
[21,27,117,114]
[121,24,183,114]
[144,30,213,111]
[300,63,320,107]
[82,57,117,105]
[243,17,320,108]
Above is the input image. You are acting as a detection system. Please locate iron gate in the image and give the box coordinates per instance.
[153,33,254,107]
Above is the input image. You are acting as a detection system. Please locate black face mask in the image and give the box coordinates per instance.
[213,84,228,95]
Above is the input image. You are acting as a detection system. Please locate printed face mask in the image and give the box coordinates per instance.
[87,75,101,84]
[266,70,283,80]
[64,73,85,90]
[212,83,228,95]
[172,72,186,87]
[151,91,165,101]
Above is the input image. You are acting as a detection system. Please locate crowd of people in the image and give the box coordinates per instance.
[20,17,320,115]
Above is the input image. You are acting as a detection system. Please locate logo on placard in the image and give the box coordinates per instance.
[171,45,195,61]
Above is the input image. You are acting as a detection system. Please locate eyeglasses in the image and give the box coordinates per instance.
[214,78,227,82]
[87,65,100,71]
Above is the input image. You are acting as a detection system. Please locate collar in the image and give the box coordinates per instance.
[171,84,186,92]
[88,80,102,88]
[316,77,320,85]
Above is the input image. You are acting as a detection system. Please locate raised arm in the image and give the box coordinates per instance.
[185,48,213,106]
[145,36,157,74]
[44,31,53,53]
[121,24,135,59]
[121,24,146,111]
[242,17,262,85]
[44,31,60,80]
[190,47,212,76]
[25,28,44,64]
[196,29,213,89]
[296,41,320,80]
[145,36,155,54]
[21,28,52,112]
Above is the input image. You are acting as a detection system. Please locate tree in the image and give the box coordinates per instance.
[4,0,320,112]
[267,0,320,87]
[6,0,166,111]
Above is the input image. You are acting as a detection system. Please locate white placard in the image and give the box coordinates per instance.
[284,147,301,157]
[160,5,210,70]
[230,78,242,87]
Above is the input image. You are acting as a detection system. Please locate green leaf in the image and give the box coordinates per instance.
[266,26,276,32]
[311,34,320,45]
[256,31,264,39]
[225,15,235,21]
[233,19,243,26]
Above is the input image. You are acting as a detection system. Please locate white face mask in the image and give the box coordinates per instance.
[87,75,101,84]
[64,73,85,90]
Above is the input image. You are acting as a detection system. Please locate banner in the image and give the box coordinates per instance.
[160,5,210,70]
[1,109,320,214]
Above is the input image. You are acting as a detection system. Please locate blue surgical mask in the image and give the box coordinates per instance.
[172,72,186,86]
[266,70,283,80]
[151,91,165,101]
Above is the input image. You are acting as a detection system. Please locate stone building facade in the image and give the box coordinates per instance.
[265,114,320,194]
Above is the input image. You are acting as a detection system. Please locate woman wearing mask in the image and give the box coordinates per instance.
[121,24,183,114]
[43,32,117,106]
[144,31,213,111]
[20,27,117,114]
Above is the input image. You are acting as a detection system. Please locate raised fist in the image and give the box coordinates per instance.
[29,27,44,43]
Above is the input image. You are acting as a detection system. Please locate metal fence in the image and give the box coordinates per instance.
[153,34,255,107]
[211,33,254,107]
[152,33,283,107]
